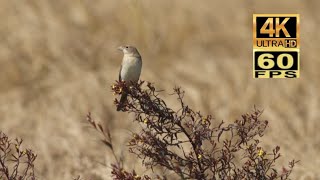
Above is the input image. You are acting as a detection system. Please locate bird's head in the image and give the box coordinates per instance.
[118,45,141,57]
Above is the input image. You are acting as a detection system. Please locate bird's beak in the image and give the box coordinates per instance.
[117,46,124,51]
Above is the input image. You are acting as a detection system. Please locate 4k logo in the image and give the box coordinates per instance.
[253,14,300,78]
[258,17,295,38]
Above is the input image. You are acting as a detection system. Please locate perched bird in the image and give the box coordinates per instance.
[117,45,142,111]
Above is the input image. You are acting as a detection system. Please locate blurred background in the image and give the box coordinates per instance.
[0,0,319,179]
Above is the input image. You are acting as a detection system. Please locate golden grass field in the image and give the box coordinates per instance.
[0,0,319,179]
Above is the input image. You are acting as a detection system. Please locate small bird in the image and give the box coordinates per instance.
[117,45,142,111]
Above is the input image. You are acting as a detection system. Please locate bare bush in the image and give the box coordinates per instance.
[0,132,37,180]
[87,81,298,179]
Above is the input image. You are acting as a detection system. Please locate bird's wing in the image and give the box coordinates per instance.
[118,65,122,81]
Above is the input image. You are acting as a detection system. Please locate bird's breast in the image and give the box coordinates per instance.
[120,56,142,83]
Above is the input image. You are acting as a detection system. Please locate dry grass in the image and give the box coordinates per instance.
[0,0,319,179]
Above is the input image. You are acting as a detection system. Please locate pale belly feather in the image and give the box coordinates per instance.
[120,56,142,84]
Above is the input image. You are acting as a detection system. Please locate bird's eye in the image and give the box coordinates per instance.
[125,46,128,49]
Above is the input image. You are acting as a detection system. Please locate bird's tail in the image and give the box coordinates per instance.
[117,92,128,111]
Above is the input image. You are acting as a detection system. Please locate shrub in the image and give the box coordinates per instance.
[87,81,298,180]
[0,131,37,180]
